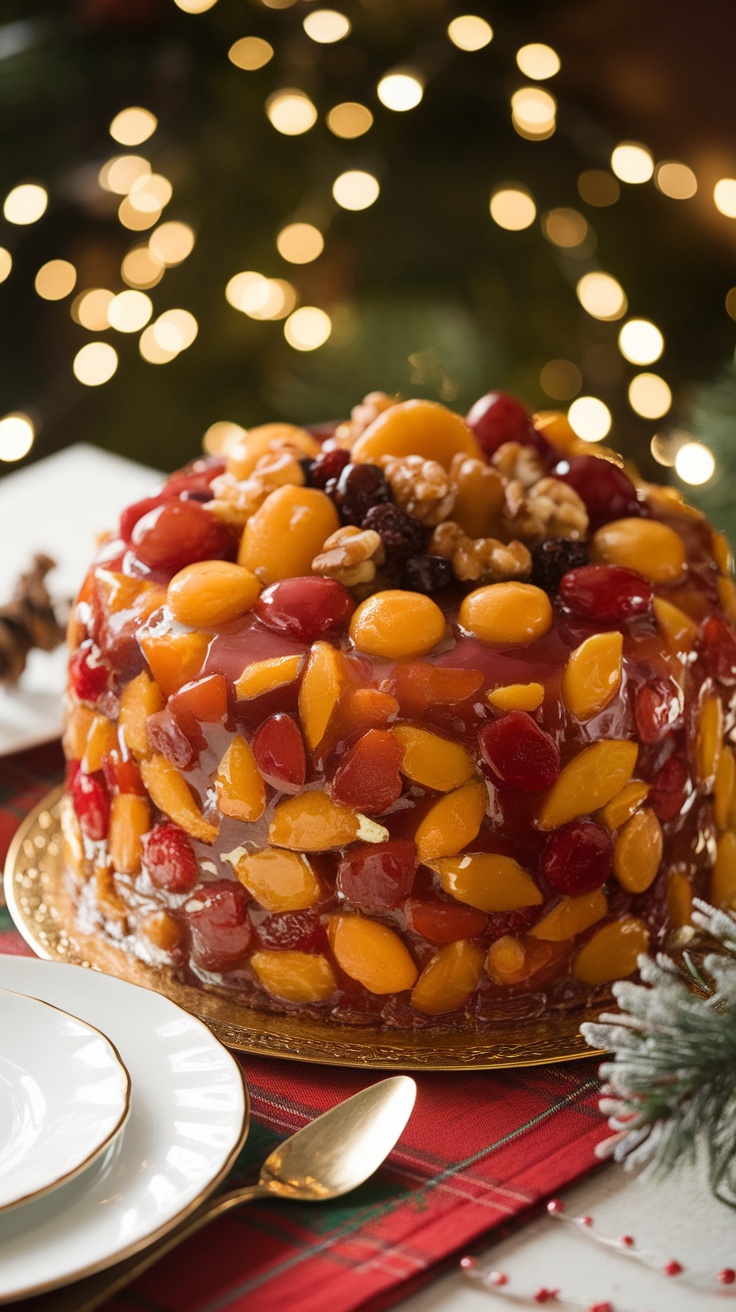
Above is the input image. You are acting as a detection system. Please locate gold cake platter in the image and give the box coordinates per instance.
[4,789,605,1071]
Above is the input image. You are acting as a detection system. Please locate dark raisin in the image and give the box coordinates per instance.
[530,538,589,597]
[328,463,390,524]
[362,502,426,565]
[308,447,350,490]
[401,554,454,593]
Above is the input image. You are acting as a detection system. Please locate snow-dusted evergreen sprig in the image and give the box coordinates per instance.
[581,900,736,1208]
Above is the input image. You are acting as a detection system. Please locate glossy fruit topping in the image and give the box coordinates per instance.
[633,676,683,743]
[167,561,261,627]
[131,500,231,573]
[414,780,487,862]
[330,729,404,813]
[700,616,736,685]
[465,391,543,458]
[410,940,485,1015]
[530,538,589,596]
[559,565,653,621]
[392,725,474,793]
[120,493,168,543]
[541,821,613,895]
[232,847,320,911]
[254,576,354,643]
[383,663,483,716]
[405,898,488,945]
[538,740,638,830]
[573,917,649,985]
[143,821,200,893]
[561,632,623,721]
[252,713,307,792]
[251,950,337,1003]
[459,582,553,646]
[101,751,145,797]
[328,914,418,993]
[648,751,690,822]
[361,502,426,565]
[184,879,252,972]
[71,770,110,841]
[256,909,326,952]
[169,673,228,748]
[336,839,417,910]
[147,709,197,770]
[350,590,446,659]
[69,641,109,704]
[330,463,390,524]
[478,711,561,792]
[592,519,686,584]
[432,852,543,912]
[351,398,480,468]
[239,485,339,584]
[551,455,643,527]
[107,795,149,875]
[307,447,350,489]
[215,735,266,821]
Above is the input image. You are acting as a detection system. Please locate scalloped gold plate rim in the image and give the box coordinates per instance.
[4,789,605,1071]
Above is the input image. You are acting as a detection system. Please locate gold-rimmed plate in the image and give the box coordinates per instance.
[5,789,604,1072]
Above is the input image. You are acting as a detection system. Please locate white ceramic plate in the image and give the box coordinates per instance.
[0,958,248,1303]
[0,989,130,1214]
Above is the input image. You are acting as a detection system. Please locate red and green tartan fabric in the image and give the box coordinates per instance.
[0,743,607,1312]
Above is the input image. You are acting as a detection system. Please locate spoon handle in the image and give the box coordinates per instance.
[22,1184,268,1312]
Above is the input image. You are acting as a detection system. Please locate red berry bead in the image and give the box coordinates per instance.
[541,822,613,895]
[718,1269,736,1285]
[69,641,109,704]
[406,897,488,944]
[649,752,690,822]
[254,576,354,643]
[551,454,644,527]
[633,677,682,743]
[337,840,417,911]
[664,1261,683,1277]
[184,879,252,971]
[256,909,326,952]
[330,729,404,814]
[131,500,231,573]
[589,1304,614,1312]
[478,712,561,792]
[147,709,197,770]
[143,822,200,893]
[466,391,546,458]
[71,770,110,841]
[620,1235,635,1247]
[559,565,653,621]
[700,616,736,685]
[252,714,307,792]
[308,447,350,489]
[547,1199,564,1214]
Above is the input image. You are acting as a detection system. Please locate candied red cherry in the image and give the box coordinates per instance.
[147,709,197,770]
[308,447,350,489]
[254,576,354,643]
[143,821,200,893]
[252,713,306,792]
[634,677,683,743]
[256,909,326,952]
[69,640,109,704]
[329,462,390,524]
[120,493,168,544]
[466,391,549,459]
[541,821,613,895]
[478,711,560,792]
[337,840,417,911]
[102,752,145,796]
[131,500,231,573]
[559,564,653,621]
[169,674,228,751]
[71,770,110,841]
[164,458,225,498]
[405,897,487,945]
[530,539,589,597]
[330,729,404,814]
[551,455,644,528]
[700,616,736,685]
[361,502,426,565]
[184,879,252,971]
[484,905,540,942]
[649,752,690,822]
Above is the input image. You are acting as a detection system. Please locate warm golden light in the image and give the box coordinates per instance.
[139,325,178,364]
[567,396,612,442]
[148,221,195,266]
[226,271,267,313]
[628,372,672,419]
[35,259,77,301]
[228,37,274,70]
[250,279,297,321]
[675,441,715,485]
[303,9,350,42]
[0,249,11,284]
[276,223,324,264]
[516,43,560,80]
[489,186,536,230]
[326,102,373,138]
[107,290,153,333]
[447,15,493,51]
[128,173,172,213]
[99,155,150,195]
[153,309,198,351]
[332,170,380,210]
[618,318,664,365]
[109,107,157,147]
[203,421,247,456]
[284,306,332,351]
[4,184,48,225]
[650,431,678,467]
[0,413,34,462]
[173,0,218,11]
[540,359,582,401]
[118,197,161,231]
[611,142,654,184]
[655,161,697,200]
[266,90,318,135]
[73,342,118,386]
[72,288,115,331]
[377,72,424,112]
[577,170,620,207]
[726,288,736,321]
[714,179,736,218]
[576,271,627,321]
[542,208,588,247]
[122,245,164,289]
[511,87,556,139]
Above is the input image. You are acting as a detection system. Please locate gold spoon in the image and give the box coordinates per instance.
[26,1075,417,1312]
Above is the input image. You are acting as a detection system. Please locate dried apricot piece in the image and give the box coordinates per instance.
[139,629,210,700]
[141,753,218,844]
[350,399,481,468]
[382,664,483,716]
[537,740,639,830]
[251,950,337,1003]
[414,779,487,863]
[459,582,552,646]
[63,704,96,762]
[613,808,663,893]
[713,530,733,575]
[226,423,320,479]
[529,889,608,941]
[269,791,387,851]
[714,746,736,831]
[598,780,650,832]
[328,914,418,993]
[410,941,485,1014]
[591,518,686,583]
[235,654,304,701]
[215,735,266,822]
[118,670,164,760]
[239,485,339,584]
[561,631,623,721]
[486,682,544,712]
[298,641,348,752]
[484,935,562,986]
[653,597,698,651]
[430,852,543,912]
[710,831,736,908]
[142,911,184,953]
[696,694,724,785]
[350,591,446,659]
[718,576,736,625]
[167,560,261,627]
[392,725,475,793]
[81,715,118,774]
[573,917,649,985]
[233,848,321,911]
[667,869,692,929]
[339,686,399,733]
[109,794,151,874]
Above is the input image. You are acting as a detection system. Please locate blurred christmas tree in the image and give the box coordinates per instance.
[0,0,735,535]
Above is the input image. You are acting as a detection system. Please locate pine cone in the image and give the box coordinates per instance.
[0,554,66,684]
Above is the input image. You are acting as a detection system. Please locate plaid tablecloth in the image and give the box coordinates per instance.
[0,743,607,1312]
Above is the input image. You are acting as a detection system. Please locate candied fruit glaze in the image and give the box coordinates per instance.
[61,411,736,1032]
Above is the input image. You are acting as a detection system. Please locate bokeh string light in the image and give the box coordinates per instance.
[0,413,34,462]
